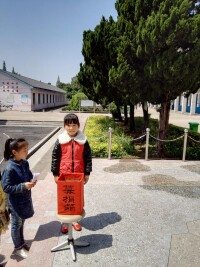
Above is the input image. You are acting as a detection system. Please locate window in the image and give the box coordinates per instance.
[46,94,48,103]
[43,94,45,104]
[38,93,41,104]
[33,93,35,105]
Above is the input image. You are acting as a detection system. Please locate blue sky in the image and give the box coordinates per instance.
[0,0,117,85]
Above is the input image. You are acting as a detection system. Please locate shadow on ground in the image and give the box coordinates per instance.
[104,161,150,173]
[81,212,122,231]
[141,174,200,198]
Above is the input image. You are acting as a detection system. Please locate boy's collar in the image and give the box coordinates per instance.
[58,130,87,144]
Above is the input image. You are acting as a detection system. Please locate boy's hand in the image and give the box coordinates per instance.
[54,176,59,183]
[84,175,89,184]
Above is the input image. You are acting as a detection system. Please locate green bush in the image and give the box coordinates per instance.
[69,92,88,110]
[84,115,135,158]
[108,102,118,119]
[141,118,200,160]
[85,114,200,160]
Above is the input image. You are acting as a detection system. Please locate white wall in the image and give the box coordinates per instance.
[0,72,67,111]
[0,72,32,111]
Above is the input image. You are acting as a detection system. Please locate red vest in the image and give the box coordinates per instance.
[60,140,84,176]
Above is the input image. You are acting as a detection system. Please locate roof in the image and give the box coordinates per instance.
[0,70,65,94]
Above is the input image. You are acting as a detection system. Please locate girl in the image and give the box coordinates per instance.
[2,138,36,259]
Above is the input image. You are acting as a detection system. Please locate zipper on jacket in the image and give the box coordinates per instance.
[71,139,74,172]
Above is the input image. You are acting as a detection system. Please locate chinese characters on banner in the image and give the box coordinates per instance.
[63,185,76,212]
[57,173,84,215]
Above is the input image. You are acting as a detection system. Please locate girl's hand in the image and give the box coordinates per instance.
[25,182,35,190]
[54,176,59,183]
[84,175,89,184]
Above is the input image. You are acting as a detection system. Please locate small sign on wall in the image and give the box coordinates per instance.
[21,94,28,104]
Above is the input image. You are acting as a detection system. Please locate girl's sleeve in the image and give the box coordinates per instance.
[26,161,33,181]
[51,139,61,176]
[2,169,26,194]
[83,141,92,175]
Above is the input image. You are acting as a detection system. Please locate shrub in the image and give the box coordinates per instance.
[143,118,200,160]
[108,102,118,119]
[84,115,135,158]
[85,114,200,159]
[69,92,88,110]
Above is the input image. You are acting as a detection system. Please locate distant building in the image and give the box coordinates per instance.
[171,89,200,114]
[0,70,67,111]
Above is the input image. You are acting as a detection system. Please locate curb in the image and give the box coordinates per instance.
[27,126,61,159]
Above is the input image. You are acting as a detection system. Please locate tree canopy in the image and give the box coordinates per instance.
[3,61,6,71]
[56,76,81,101]
[78,0,200,156]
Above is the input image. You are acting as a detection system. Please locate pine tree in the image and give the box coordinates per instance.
[136,0,200,156]
[78,16,122,111]
[56,75,60,87]
[114,0,200,156]
[3,61,6,71]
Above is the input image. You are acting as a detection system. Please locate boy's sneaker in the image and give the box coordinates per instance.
[61,225,68,234]
[72,223,82,231]
[61,223,82,233]
[14,248,28,259]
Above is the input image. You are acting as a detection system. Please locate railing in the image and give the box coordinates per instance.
[1,128,198,163]
[107,127,200,161]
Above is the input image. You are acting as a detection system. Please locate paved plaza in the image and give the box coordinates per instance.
[0,109,200,267]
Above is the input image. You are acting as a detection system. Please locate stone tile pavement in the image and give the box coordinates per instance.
[0,109,200,267]
[1,157,200,267]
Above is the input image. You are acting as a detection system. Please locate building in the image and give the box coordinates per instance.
[171,89,200,115]
[0,70,67,111]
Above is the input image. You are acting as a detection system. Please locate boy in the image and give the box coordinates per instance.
[51,113,92,233]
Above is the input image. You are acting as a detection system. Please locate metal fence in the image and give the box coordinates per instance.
[107,127,200,161]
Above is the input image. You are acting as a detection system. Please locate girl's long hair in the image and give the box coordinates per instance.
[4,138,28,161]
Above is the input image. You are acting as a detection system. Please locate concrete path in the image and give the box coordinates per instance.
[0,109,200,267]
[135,107,200,132]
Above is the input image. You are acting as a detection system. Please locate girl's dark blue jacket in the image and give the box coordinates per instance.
[2,158,34,219]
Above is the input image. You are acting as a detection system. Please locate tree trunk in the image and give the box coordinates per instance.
[129,104,135,132]
[124,105,128,125]
[117,105,122,121]
[142,102,149,130]
[157,100,171,158]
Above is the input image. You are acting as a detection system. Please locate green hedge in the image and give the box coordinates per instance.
[85,115,200,160]
[141,117,200,160]
[84,115,135,158]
